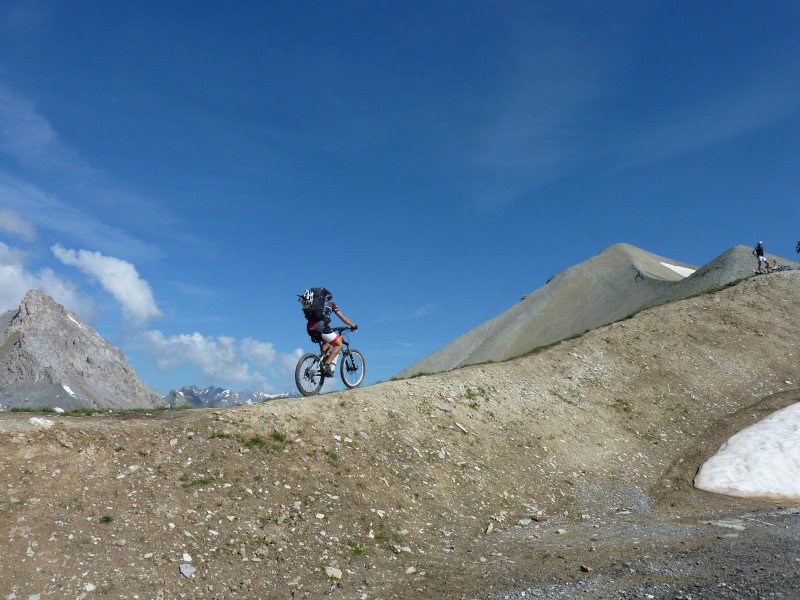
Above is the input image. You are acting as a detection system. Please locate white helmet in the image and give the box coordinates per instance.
[298,289,314,308]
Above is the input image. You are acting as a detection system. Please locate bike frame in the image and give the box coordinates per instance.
[317,326,354,363]
[295,326,365,396]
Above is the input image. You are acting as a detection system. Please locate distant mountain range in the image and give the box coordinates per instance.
[165,385,299,408]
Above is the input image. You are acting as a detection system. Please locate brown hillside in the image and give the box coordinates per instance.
[1,272,799,599]
[396,243,799,379]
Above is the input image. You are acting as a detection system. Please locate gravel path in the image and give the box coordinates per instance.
[486,505,800,600]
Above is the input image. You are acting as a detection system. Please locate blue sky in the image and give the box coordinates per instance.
[1,1,798,395]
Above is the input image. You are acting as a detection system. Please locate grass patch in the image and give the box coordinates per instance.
[347,539,367,556]
[612,398,632,414]
[99,514,114,524]
[180,473,216,488]
[63,408,104,416]
[220,431,289,452]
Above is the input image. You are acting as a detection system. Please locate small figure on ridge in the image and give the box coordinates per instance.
[752,241,772,274]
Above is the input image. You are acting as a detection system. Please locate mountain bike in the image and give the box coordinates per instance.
[754,263,797,275]
[294,326,365,396]
[771,264,796,272]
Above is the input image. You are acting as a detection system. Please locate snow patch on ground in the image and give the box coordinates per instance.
[68,314,82,328]
[62,385,78,398]
[695,402,800,500]
[659,262,696,277]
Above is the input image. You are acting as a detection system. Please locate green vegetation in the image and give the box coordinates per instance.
[209,430,288,452]
[612,398,632,414]
[347,539,367,556]
[99,514,114,524]
[9,405,196,416]
[180,473,215,488]
[63,408,104,416]
[244,435,266,448]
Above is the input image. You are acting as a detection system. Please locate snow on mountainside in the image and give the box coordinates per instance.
[165,385,298,408]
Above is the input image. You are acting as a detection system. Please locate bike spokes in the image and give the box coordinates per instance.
[340,349,365,389]
[295,353,325,396]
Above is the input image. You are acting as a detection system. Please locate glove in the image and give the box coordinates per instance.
[351,324,359,331]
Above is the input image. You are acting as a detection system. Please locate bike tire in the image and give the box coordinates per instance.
[295,353,325,396]
[340,349,366,389]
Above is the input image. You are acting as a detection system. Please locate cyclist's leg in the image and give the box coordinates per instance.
[325,335,344,364]
[318,327,340,373]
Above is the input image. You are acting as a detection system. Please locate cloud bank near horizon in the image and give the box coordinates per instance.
[143,330,302,392]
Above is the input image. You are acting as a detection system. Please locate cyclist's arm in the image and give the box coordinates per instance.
[334,309,357,329]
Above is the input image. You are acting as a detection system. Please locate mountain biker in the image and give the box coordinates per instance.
[304,288,358,377]
[753,241,771,273]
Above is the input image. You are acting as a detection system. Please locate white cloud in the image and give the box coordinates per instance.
[241,338,277,368]
[143,330,302,390]
[0,241,97,319]
[0,208,36,241]
[52,244,162,325]
[143,330,263,387]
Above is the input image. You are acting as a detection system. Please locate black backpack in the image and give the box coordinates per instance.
[298,288,329,322]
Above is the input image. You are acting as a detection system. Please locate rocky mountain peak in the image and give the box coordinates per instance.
[14,289,63,320]
[0,290,163,410]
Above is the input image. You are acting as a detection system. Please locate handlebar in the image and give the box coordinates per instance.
[331,326,357,333]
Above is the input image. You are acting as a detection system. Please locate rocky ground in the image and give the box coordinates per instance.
[1,272,799,599]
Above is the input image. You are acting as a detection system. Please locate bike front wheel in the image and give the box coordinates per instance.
[340,349,366,389]
[295,353,324,396]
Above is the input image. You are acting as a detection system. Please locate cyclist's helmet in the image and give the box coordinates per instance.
[298,289,314,308]
[298,288,332,308]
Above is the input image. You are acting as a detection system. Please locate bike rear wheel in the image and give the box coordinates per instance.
[340,349,365,389]
[295,353,324,396]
